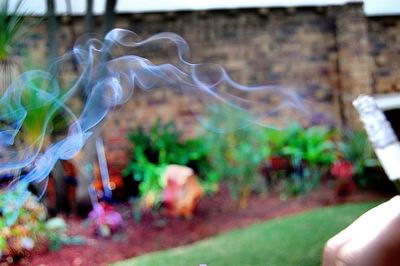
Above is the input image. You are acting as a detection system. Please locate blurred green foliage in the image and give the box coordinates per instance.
[205,106,270,207]
[123,118,214,200]
[123,111,384,205]
[338,130,379,188]
[0,0,31,61]
[266,124,337,197]
[0,193,82,258]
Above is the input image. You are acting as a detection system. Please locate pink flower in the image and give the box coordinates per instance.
[88,202,122,234]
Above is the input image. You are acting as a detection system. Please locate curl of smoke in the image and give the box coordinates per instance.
[0,29,306,225]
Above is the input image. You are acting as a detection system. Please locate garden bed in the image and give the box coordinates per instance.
[18,186,389,266]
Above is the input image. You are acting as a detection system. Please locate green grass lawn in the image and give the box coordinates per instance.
[114,202,380,266]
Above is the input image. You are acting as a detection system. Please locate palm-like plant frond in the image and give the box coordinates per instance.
[0,0,31,61]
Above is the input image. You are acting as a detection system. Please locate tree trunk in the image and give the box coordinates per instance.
[46,0,57,70]
[45,0,69,214]
[102,0,117,36]
[85,0,94,34]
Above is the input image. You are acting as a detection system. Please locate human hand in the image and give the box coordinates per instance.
[323,196,400,266]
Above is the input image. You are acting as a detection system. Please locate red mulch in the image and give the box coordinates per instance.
[16,187,389,266]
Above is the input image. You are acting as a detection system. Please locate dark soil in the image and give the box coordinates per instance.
[16,187,389,266]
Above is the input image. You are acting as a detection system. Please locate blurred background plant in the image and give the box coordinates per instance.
[0,195,47,260]
[17,76,69,150]
[0,0,37,94]
[263,125,386,198]
[124,117,385,212]
[45,216,84,252]
[205,106,270,208]
[337,130,379,188]
[87,202,122,238]
[123,118,213,209]
[291,125,336,194]
[0,69,73,221]
[265,124,337,198]
[0,193,82,262]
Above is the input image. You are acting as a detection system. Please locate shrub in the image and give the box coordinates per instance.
[0,193,82,261]
[123,118,214,205]
[0,195,47,259]
[205,106,270,207]
[337,130,379,188]
[266,124,337,197]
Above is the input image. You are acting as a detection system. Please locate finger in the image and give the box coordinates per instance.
[323,197,400,266]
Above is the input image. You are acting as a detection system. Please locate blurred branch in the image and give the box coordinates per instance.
[85,0,94,33]
[46,0,57,69]
[102,0,117,38]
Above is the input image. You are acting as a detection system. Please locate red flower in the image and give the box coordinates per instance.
[331,160,354,180]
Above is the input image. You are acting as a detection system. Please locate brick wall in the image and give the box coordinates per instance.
[368,17,400,94]
[17,3,400,174]
[335,3,373,127]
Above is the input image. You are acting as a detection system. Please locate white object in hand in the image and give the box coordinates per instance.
[353,95,400,182]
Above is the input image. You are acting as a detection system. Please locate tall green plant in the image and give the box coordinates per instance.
[0,0,29,61]
[205,106,270,207]
[0,0,33,94]
[19,79,65,147]
[3,55,68,150]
